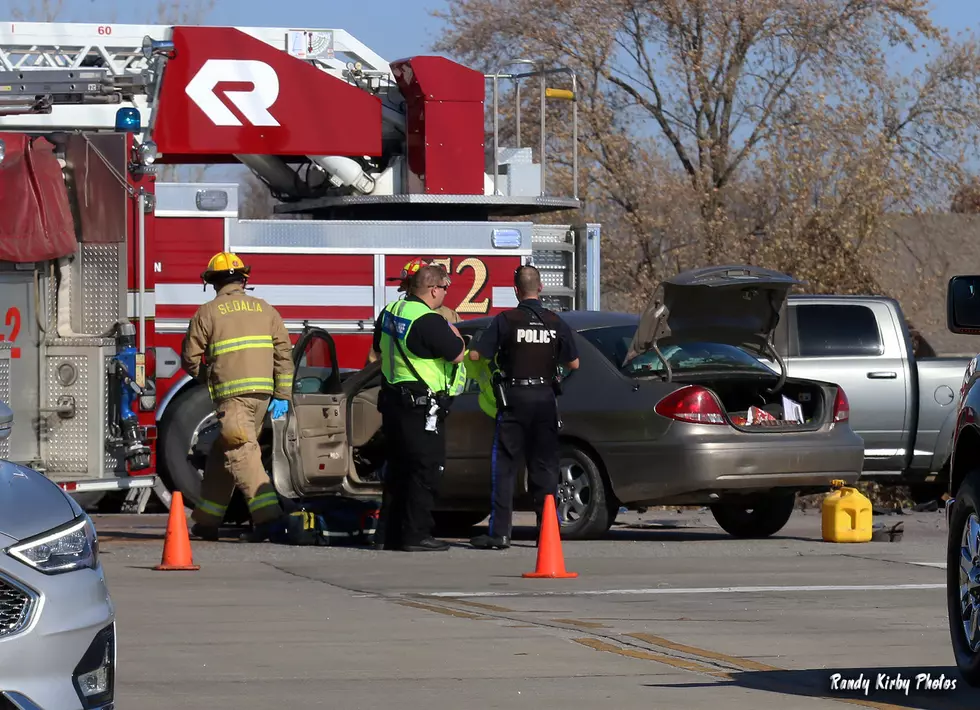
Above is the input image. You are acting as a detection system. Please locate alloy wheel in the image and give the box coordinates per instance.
[960,512,980,652]
[187,411,220,482]
[557,458,592,524]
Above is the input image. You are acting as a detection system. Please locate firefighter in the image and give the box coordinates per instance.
[467,265,580,550]
[180,251,295,543]
[372,264,467,551]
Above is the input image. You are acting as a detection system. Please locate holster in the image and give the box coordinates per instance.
[492,376,510,411]
[551,375,563,397]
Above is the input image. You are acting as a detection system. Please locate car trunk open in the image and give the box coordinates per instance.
[626,264,800,364]
[667,372,833,431]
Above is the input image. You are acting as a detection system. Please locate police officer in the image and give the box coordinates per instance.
[373,264,467,551]
[468,265,580,550]
[181,252,294,543]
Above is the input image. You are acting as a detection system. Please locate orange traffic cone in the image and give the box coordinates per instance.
[153,491,201,571]
[523,494,577,579]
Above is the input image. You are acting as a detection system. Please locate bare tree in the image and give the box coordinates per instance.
[435,0,980,312]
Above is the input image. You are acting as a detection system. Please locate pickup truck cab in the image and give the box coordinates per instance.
[773,295,970,494]
[941,275,980,687]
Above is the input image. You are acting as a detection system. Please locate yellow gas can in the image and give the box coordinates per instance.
[821,480,873,543]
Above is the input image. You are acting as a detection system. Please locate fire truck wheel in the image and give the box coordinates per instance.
[158,385,250,524]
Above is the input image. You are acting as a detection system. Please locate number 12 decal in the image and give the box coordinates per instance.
[0,307,21,358]
[429,257,490,314]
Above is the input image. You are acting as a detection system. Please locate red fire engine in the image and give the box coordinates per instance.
[0,21,600,516]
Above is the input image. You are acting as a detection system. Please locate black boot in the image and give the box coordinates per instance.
[240,516,286,543]
[191,523,219,541]
[400,537,449,552]
[470,533,510,549]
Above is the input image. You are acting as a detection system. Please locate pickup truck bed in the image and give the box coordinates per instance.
[773,295,970,483]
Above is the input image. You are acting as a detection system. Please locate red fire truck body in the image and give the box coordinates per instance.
[0,21,599,513]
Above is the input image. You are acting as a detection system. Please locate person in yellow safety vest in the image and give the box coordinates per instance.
[180,251,294,543]
[464,354,497,419]
[366,258,461,366]
[371,264,467,551]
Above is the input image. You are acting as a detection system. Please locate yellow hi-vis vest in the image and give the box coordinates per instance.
[464,355,497,418]
[378,299,466,396]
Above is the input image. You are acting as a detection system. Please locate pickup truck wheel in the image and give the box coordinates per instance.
[947,468,980,687]
[158,386,250,525]
[710,491,797,539]
[556,445,617,540]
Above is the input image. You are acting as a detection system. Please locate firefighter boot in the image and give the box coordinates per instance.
[191,523,220,542]
[240,515,287,543]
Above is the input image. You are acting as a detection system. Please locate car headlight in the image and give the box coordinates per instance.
[6,515,99,575]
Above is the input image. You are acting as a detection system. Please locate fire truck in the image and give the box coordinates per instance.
[0,21,601,517]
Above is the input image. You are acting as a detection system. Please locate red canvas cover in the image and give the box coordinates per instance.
[0,132,76,263]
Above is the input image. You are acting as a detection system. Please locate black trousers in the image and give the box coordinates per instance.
[377,394,446,548]
[488,385,560,539]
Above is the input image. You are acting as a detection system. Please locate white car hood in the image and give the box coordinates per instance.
[0,461,78,542]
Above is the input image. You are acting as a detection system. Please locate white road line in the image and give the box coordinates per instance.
[421,583,946,599]
[907,562,947,569]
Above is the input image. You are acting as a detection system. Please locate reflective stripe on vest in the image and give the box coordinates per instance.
[209,334,274,357]
[379,300,457,393]
[212,376,275,398]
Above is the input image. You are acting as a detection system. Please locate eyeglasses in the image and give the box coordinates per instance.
[434,284,449,291]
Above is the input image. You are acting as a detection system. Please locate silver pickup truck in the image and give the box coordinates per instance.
[770,295,971,495]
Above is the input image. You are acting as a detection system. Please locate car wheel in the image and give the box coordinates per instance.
[710,490,796,539]
[432,510,490,537]
[158,386,249,525]
[947,468,980,687]
[556,444,616,540]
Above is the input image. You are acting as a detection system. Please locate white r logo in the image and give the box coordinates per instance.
[185,59,281,127]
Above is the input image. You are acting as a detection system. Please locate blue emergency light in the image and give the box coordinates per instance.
[115,107,141,132]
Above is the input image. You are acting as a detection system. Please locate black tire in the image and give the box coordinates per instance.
[947,468,980,687]
[157,386,249,525]
[710,490,797,539]
[556,444,617,540]
[432,510,490,536]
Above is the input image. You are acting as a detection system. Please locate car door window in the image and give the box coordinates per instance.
[292,329,342,394]
[580,325,638,368]
[794,304,883,357]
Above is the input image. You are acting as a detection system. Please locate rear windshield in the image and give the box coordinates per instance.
[580,325,776,376]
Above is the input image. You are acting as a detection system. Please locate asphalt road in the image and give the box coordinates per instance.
[94,506,980,710]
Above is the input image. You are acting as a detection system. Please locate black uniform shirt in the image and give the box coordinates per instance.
[373,295,464,390]
[474,298,578,378]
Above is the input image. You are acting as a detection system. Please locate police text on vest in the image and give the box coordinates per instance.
[516,328,557,343]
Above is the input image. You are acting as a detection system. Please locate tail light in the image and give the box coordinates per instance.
[833,387,849,422]
[654,385,727,425]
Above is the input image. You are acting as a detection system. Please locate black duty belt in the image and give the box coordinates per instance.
[508,377,549,387]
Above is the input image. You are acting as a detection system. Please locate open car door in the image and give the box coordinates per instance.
[270,327,351,499]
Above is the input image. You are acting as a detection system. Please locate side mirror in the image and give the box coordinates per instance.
[0,400,12,442]
[947,275,980,334]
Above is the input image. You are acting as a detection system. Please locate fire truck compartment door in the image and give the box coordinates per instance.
[281,328,349,494]
[0,272,40,464]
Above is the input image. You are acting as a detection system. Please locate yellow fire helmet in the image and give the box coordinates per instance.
[201,251,251,283]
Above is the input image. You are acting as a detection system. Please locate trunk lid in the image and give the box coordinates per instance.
[625,265,802,363]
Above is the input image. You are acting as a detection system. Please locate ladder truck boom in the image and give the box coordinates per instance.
[0,20,600,515]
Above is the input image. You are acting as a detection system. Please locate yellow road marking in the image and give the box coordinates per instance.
[395,600,485,620]
[628,632,779,672]
[554,618,609,629]
[573,638,730,677]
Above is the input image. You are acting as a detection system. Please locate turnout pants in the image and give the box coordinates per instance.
[191,393,283,527]
[488,386,560,540]
[377,392,447,548]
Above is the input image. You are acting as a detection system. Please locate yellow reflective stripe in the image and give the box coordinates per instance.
[212,377,275,397]
[248,491,279,512]
[209,335,274,356]
[198,499,226,517]
[275,373,293,387]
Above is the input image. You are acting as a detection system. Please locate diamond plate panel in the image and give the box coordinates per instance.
[530,224,574,243]
[80,243,122,334]
[0,344,10,460]
[45,354,90,473]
